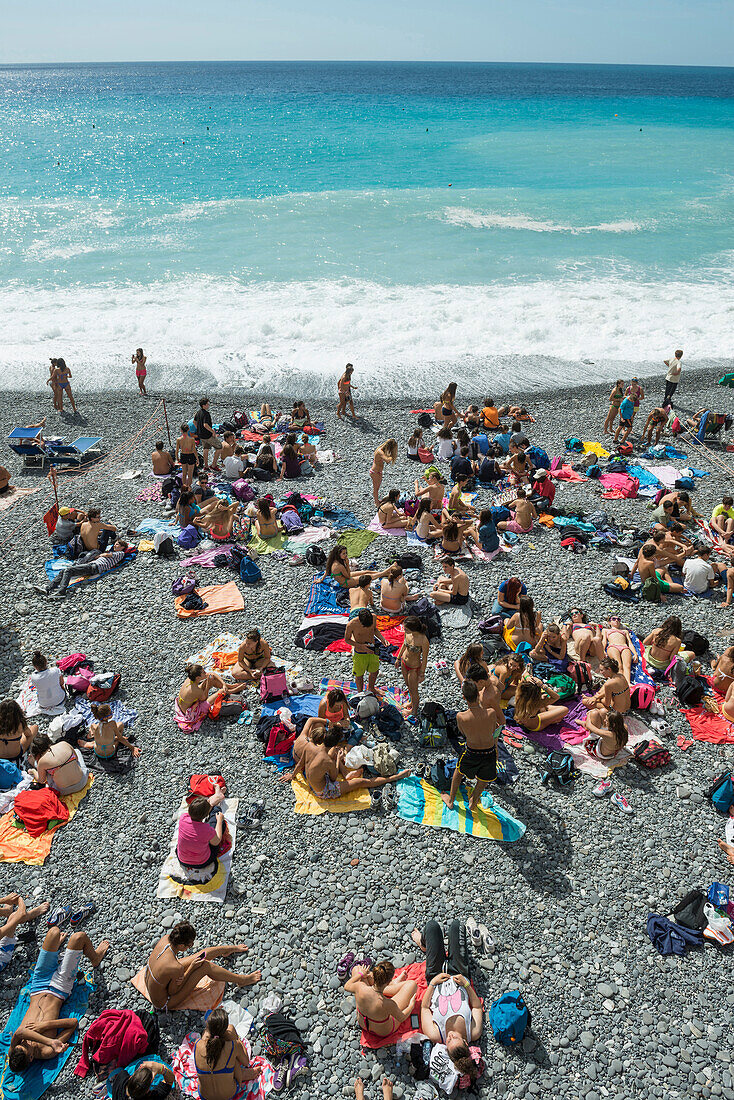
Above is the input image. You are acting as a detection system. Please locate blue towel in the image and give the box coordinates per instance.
[72,697,138,728]
[304,574,349,617]
[44,553,135,584]
[262,693,321,719]
[627,464,662,489]
[133,517,175,536]
[264,751,296,773]
[321,507,364,531]
[0,973,93,1100]
[647,914,702,956]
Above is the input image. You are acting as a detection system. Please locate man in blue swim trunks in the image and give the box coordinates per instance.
[8,927,109,1071]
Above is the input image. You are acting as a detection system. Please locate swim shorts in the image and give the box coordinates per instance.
[449,591,470,606]
[180,453,196,466]
[655,570,670,594]
[353,652,380,677]
[29,947,82,999]
[315,775,341,800]
[457,747,497,784]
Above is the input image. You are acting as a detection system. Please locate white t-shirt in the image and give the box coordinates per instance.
[436,438,456,461]
[683,557,715,594]
[223,455,244,479]
[665,354,682,382]
[31,667,66,711]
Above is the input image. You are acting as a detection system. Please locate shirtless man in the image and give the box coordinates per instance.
[636,530,684,573]
[659,490,694,525]
[79,508,117,552]
[218,432,237,463]
[151,442,175,477]
[637,544,685,600]
[291,723,408,800]
[431,558,470,606]
[8,927,109,1073]
[349,575,374,616]
[345,609,387,694]
[176,423,198,489]
[442,475,476,527]
[442,679,500,811]
[298,432,318,470]
[642,406,669,448]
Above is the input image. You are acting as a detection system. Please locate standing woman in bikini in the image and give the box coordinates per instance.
[436,382,460,428]
[0,701,36,765]
[370,440,398,506]
[194,1007,260,1099]
[602,616,636,684]
[604,379,624,435]
[52,358,77,414]
[643,616,683,676]
[47,358,61,411]
[344,961,418,1039]
[337,364,356,420]
[132,347,148,395]
[144,921,260,1012]
[396,616,429,721]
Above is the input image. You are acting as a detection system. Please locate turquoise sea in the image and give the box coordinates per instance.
[1,62,732,393]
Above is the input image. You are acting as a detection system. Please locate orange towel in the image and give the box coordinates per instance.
[212,651,238,670]
[175,582,245,619]
[360,962,427,1049]
[538,513,555,528]
[130,966,225,1011]
[0,777,94,866]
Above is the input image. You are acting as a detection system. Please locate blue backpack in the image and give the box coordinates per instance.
[526,445,550,469]
[239,556,262,585]
[707,772,734,815]
[489,991,530,1046]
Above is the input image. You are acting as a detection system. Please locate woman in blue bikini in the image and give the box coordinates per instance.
[194,1008,260,1099]
[52,358,77,414]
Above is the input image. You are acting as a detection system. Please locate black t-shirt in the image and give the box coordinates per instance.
[193,408,213,441]
[111,1071,172,1100]
[450,456,473,481]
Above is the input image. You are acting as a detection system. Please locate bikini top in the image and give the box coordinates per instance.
[195,1040,235,1075]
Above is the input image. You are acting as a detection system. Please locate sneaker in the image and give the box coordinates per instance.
[477,922,496,953]
[271,1060,288,1093]
[593,778,613,798]
[465,917,482,950]
[370,789,383,810]
[33,584,49,596]
[286,1053,309,1086]
[611,791,633,815]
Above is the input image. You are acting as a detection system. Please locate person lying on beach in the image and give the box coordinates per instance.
[582,656,630,715]
[602,616,635,683]
[110,1060,175,1100]
[345,961,418,1038]
[78,702,141,760]
[407,499,442,542]
[176,424,198,488]
[195,1007,262,1099]
[0,893,50,942]
[345,609,387,694]
[0,700,37,765]
[562,609,603,663]
[144,921,260,1011]
[376,490,409,529]
[582,709,629,761]
[151,442,176,477]
[231,629,272,683]
[34,542,131,599]
[497,490,537,536]
[0,466,14,495]
[290,722,409,799]
[8,926,109,1071]
[431,557,470,606]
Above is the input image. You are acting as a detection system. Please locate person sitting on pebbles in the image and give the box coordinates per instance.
[344,960,418,1040]
[230,629,272,684]
[143,920,260,1011]
[431,557,470,606]
[582,656,631,715]
[175,663,232,730]
[195,1006,263,1100]
[289,722,409,800]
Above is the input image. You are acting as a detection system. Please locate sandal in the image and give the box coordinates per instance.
[337,951,356,982]
[70,901,96,928]
[46,905,71,929]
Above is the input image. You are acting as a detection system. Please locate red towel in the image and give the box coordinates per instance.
[681,707,734,745]
[13,788,69,837]
[75,1009,149,1077]
[360,962,428,1050]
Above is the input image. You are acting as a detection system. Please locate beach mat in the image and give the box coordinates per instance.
[291,773,370,815]
[0,970,93,1100]
[130,968,225,1012]
[360,961,427,1049]
[175,581,244,619]
[157,796,238,904]
[0,777,94,866]
[396,776,525,841]
[44,551,136,589]
[319,677,411,718]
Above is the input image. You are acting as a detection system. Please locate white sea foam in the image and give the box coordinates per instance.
[442,208,645,233]
[0,276,730,395]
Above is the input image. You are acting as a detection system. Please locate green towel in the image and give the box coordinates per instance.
[718,373,734,388]
[337,528,377,559]
[248,532,288,555]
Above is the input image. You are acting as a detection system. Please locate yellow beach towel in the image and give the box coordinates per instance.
[291,774,371,815]
[582,441,610,459]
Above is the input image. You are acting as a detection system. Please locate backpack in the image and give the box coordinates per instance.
[706,771,734,815]
[417,412,433,429]
[676,676,706,708]
[603,578,640,604]
[478,614,503,636]
[489,991,530,1046]
[420,702,448,748]
[541,750,578,787]
[568,661,593,694]
[374,704,404,741]
[351,693,380,721]
[87,673,121,703]
[153,531,176,558]
[546,673,577,700]
[265,721,296,756]
[682,630,708,656]
[305,546,326,567]
[177,524,201,549]
[239,556,262,585]
[429,757,455,793]
[564,438,583,452]
[618,442,633,456]
[231,479,256,503]
[641,576,662,603]
[675,477,694,490]
[259,667,289,703]
[281,509,304,534]
[630,683,655,710]
[65,665,95,694]
[396,552,423,571]
[633,740,671,768]
[526,445,550,469]
[171,572,197,596]
[672,889,707,931]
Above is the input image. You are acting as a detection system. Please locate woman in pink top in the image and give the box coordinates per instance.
[177,790,225,869]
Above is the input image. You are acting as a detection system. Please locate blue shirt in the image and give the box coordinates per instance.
[619,398,635,421]
[493,431,512,454]
[478,521,499,553]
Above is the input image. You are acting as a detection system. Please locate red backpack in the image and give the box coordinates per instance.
[87,674,121,703]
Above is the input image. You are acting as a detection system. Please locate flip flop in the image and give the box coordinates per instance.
[70,901,96,928]
[337,951,356,982]
[46,905,71,929]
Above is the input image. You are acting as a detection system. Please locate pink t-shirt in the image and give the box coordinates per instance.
[177,815,217,865]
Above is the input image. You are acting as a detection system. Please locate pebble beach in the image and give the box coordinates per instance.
[1,367,734,1099]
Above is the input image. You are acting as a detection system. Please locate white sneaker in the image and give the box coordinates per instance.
[611,791,633,815]
[593,778,613,798]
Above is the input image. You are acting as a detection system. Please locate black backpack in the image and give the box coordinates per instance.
[305,546,326,567]
[676,676,706,708]
[396,552,423,571]
[541,750,579,787]
[417,413,433,429]
[682,630,708,656]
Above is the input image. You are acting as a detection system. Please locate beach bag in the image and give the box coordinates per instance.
[373,743,397,777]
[87,673,121,703]
[350,693,380,721]
[489,991,530,1047]
[479,614,503,636]
[265,721,296,756]
[706,771,734,815]
[177,524,201,549]
[541,751,578,787]
[280,509,304,534]
[171,572,197,596]
[0,759,23,790]
[682,630,708,656]
[672,889,707,931]
[708,882,730,908]
[618,442,633,456]
[430,758,454,794]
[154,533,176,558]
[239,556,262,585]
[396,552,423,571]
[420,701,447,748]
[231,478,256,503]
[568,661,593,694]
[259,667,289,703]
[417,413,433,428]
[630,683,655,710]
[641,576,662,603]
[676,675,706,708]
[546,673,577,700]
[65,665,94,694]
[633,740,671,769]
[375,704,403,741]
[305,546,326,567]
[526,445,549,469]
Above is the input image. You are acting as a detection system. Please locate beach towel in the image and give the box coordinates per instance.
[0,777,93,866]
[326,614,405,654]
[131,969,225,1012]
[291,773,371,815]
[360,962,428,1049]
[185,544,235,567]
[321,507,364,530]
[681,703,734,745]
[44,551,137,588]
[72,697,138,729]
[262,693,321,719]
[319,676,412,718]
[581,442,610,459]
[396,776,526,841]
[0,972,93,1100]
[175,698,210,733]
[368,516,408,537]
[135,482,164,502]
[157,796,238,904]
[15,677,65,720]
[643,464,681,489]
[134,517,175,536]
[304,574,349,617]
[172,1032,274,1100]
[0,486,39,512]
[338,528,378,557]
[440,601,475,629]
[627,464,664,489]
[552,464,588,483]
[629,631,656,688]
[599,473,639,499]
[174,581,244,619]
[247,532,289,555]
